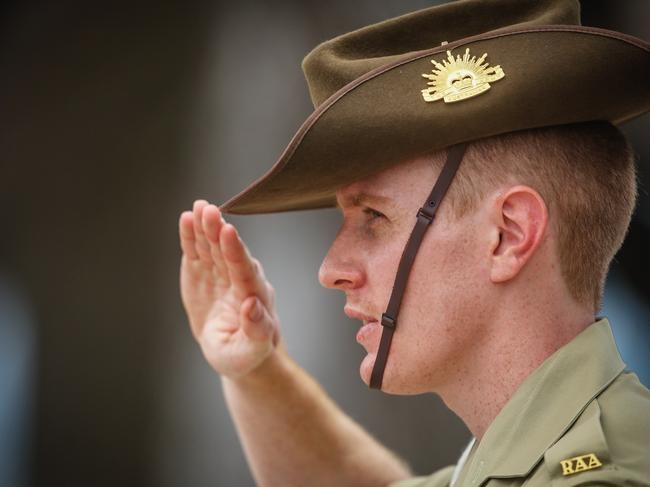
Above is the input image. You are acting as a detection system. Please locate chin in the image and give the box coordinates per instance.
[359,354,432,395]
[359,353,375,385]
[358,354,406,394]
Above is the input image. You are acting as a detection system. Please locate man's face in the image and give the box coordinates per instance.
[319,155,496,394]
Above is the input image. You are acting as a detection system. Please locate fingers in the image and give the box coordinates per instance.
[240,296,276,342]
[181,199,269,301]
[192,200,214,266]
[179,211,199,260]
[221,223,267,302]
[202,204,229,285]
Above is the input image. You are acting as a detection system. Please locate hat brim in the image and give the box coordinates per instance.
[221,25,650,215]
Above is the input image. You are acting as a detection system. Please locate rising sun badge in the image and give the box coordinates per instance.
[421,48,505,103]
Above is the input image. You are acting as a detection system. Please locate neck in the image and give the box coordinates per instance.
[437,307,593,440]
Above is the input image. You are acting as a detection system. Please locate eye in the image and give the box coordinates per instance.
[363,207,386,221]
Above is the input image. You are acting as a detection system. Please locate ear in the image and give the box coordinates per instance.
[489,185,548,283]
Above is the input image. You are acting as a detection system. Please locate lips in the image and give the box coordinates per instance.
[343,305,376,323]
[356,321,381,345]
[344,306,381,346]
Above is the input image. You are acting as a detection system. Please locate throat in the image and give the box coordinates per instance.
[437,331,560,440]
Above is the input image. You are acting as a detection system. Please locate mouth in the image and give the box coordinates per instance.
[344,306,380,346]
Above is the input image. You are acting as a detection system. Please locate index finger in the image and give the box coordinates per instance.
[220,223,267,302]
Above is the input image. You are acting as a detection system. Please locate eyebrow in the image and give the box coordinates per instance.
[336,192,393,209]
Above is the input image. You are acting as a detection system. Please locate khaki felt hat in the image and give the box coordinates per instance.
[220,0,650,215]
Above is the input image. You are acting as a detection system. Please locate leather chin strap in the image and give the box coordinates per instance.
[369,143,468,390]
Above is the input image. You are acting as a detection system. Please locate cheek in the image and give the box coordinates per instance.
[363,225,413,304]
[405,232,470,318]
[410,222,488,310]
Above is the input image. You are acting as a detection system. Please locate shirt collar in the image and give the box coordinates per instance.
[460,318,625,486]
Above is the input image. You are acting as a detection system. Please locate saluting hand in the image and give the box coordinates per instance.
[178,200,280,379]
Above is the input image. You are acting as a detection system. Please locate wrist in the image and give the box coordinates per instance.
[222,343,290,389]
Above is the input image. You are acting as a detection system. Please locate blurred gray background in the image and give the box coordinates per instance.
[1,1,649,486]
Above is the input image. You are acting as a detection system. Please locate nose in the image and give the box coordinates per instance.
[318,234,365,291]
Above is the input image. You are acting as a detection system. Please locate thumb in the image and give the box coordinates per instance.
[240,296,274,342]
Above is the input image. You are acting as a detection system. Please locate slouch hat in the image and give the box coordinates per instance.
[221,0,650,215]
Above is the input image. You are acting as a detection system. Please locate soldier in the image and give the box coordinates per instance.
[178,0,650,485]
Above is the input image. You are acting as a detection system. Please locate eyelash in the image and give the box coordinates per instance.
[363,207,385,221]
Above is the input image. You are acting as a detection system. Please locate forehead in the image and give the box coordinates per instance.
[335,155,439,209]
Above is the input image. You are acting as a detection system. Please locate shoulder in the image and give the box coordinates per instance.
[388,465,454,487]
[541,370,650,486]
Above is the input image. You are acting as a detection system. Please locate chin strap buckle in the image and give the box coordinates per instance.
[417,205,435,222]
[381,313,396,329]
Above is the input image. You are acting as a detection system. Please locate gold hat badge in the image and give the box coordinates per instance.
[421,48,505,103]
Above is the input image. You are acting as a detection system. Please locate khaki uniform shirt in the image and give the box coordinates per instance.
[391,319,650,486]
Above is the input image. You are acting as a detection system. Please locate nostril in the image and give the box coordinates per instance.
[334,278,353,287]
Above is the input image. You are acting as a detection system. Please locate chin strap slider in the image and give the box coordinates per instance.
[417,207,435,222]
[380,313,396,329]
